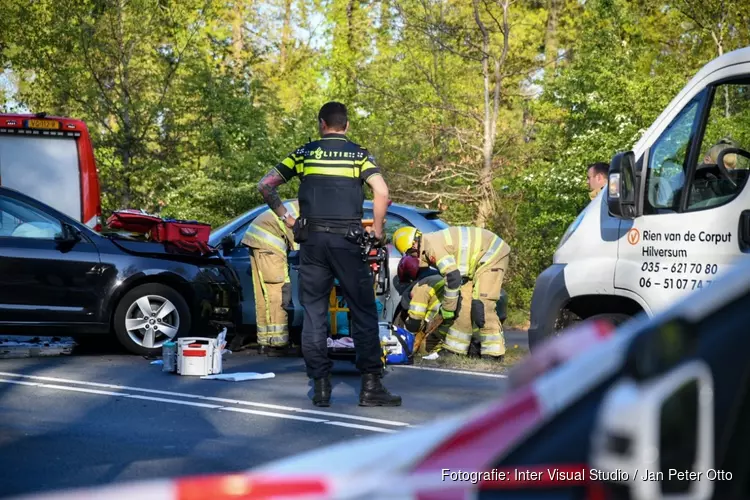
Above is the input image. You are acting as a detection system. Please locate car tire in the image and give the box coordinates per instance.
[113,283,191,356]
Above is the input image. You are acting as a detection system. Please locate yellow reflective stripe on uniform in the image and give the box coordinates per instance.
[287,202,299,218]
[281,157,295,169]
[443,229,453,247]
[469,228,482,274]
[481,333,503,342]
[408,302,428,317]
[436,254,457,273]
[427,280,445,297]
[306,160,362,166]
[266,324,289,333]
[444,327,472,353]
[457,227,472,275]
[426,298,440,312]
[447,327,472,341]
[478,235,505,266]
[443,287,459,299]
[361,160,377,172]
[301,166,359,177]
[246,225,287,253]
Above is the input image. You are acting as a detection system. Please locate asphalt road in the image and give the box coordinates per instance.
[0,338,514,499]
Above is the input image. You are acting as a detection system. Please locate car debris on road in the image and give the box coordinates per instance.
[0,336,76,359]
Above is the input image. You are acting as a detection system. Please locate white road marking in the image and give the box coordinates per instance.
[0,372,411,431]
[0,378,399,433]
[391,365,508,378]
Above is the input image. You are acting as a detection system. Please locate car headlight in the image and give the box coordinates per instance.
[556,211,585,252]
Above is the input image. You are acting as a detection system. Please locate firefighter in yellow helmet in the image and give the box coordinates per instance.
[241,200,300,355]
[392,226,510,359]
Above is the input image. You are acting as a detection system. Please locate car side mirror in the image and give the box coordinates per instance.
[608,151,638,219]
[590,359,714,500]
[221,234,236,255]
[55,223,82,244]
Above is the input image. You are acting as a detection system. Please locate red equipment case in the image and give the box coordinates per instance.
[106,210,213,255]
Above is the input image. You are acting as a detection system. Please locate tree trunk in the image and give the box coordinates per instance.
[473,0,493,228]
[280,0,293,71]
[117,0,134,209]
[544,0,561,69]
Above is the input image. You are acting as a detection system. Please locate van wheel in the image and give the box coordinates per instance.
[113,283,191,356]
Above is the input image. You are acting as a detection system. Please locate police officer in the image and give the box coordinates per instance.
[257,101,401,408]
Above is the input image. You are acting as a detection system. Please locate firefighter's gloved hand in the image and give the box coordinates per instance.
[440,307,455,323]
[471,299,485,328]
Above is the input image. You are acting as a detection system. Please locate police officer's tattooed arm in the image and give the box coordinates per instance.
[258,152,300,219]
[257,169,289,219]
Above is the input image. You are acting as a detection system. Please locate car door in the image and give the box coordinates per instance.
[0,194,102,324]
[616,78,750,313]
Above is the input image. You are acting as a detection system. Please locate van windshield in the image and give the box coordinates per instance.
[0,134,82,220]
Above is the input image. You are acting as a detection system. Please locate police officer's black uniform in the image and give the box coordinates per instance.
[273,132,401,407]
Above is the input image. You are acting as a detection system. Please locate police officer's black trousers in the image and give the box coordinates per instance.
[298,230,383,379]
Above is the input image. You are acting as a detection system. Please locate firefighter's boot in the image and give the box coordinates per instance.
[359,373,402,407]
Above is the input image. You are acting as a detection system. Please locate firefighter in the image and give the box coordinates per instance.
[241,199,299,355]
[392,226,511,359]
[256,101,400,408]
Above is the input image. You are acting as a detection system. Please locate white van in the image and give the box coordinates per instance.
[528,46,750,350]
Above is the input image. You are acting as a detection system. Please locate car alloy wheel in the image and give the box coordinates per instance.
[124,294,180,349]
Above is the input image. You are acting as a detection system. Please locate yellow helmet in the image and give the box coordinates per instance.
[393,226,419,255]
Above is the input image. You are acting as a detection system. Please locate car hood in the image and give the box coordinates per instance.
[107,235,224,265]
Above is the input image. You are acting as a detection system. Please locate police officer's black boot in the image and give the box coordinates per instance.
[359,373,402,407]
[312,376,331,407]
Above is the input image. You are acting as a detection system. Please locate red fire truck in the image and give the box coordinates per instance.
[0,112,102,230]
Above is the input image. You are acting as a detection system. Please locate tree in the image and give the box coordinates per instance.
[358,0,547,227]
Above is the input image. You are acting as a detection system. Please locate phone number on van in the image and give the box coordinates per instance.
[638,277,714,290]
[640,262,719,275]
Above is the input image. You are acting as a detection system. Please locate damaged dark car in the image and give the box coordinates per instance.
[0,187,242,356]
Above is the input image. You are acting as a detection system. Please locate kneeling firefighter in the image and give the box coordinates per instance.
[392,226,511,359]
[396,254,475,355]
[241,199,299,355]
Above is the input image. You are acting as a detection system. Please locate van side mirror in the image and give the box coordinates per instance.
[607,151,638,219]
[590,359,714,500]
